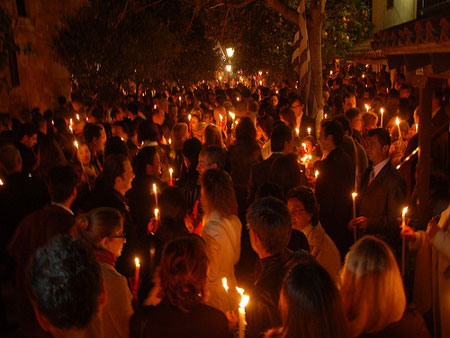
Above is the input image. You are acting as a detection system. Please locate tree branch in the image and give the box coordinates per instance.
[222,0,257,9]
[265,0,299,26]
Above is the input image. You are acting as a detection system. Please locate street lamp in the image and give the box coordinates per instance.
[226,47,234,58]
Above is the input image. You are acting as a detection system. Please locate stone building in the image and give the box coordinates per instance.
[0,0,84,115]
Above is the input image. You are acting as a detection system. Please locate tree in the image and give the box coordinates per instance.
[53,0,220,105]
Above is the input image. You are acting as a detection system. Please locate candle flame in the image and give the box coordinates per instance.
[315,170,319,178]
[307,127,311,134]
[352,192,358,198]
[70,118,73,125]
[219,114,223,121]
[135,257,140,267]
[154,104,157,110]
[188,114,191,121]
[324,113,328,119]
[365,104,370,112]
[295,128,300,136]
[229,112,235,120]
[240,294,250,308]
[222,278,229,292]
[76,114,80,120]
[168,138,172,145]
[380,108,384,114]
[169,168,173,175]
[154,208,159,219]
[396,117,400,126]
[402,207,408,217]
[236,286,244,295]
[237,97,240,102]
[153,183,157,195]
[74,140,79,148]
[0,178,3,186]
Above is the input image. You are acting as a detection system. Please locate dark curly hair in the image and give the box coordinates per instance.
[28,235,103,329]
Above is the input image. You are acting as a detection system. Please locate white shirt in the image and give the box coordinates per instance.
[51,202,74,215]
[372,157,390,180]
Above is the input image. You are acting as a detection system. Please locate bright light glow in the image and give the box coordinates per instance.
[352,192,358,198]
[365,104,370,112]
[153,183,157,195]
[229,112,235,120]
[74,140,79,148]
[240,295,249,308]
[188,114,192,121]
[154,208,159,220]
[222,278,229,292]
[402,207,408,218]
[135,257,140,267]
[76,114,80,120]
[168,138,172,145]
[295,128,300,136]
[236,286,244,295]
[226,47,234,58]
[0,179,3,186]
[169,168,173,175]
[226,65,232,72]
[380,108,384,114]
[396,117,400,126]
[315,170,319,178]
[258,71,262,76]
[307,127,311,134]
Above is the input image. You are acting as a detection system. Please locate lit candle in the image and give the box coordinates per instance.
[352,192,358,242]
[169,168,173,186]
[154,208,159,220]
[222,277,232,310]
[364,104,370,112]
[69,125,73,133]
[229,112,235,128]
[415,123,418,133]
[401,206,408,276]
[380,108,384,127]
[330,70,333,76]
[324,113,328,119]
[153,183,158,206]
[188,114,192,137]
[237,97,240,102]
[76,114,80,120]
[259,80,262,85]
[315,170,319,179]
[295,128,300,137]
[70,118,73,126]
[154,104,157,110]
[0,178,3,186]
[236,287,249,338]
[307,127,311,135]
[74,140,79,149]
[396,117,402,142]
[301,143,307,154]
[219,114,223,129]
[168,138,172,145]
[362,74,365,79]
[134,257,140,296]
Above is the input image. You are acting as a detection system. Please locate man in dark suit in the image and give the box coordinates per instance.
[315,119,355,256]
[8,165,79,338]
[249,123,294,204]
[289,95,315,138]
[349,128,406,252]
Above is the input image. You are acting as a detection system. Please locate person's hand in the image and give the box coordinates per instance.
[348,216,368,230]
[427,216,440,240]
[184,215,194,233]
[147,219,160,235]
[225,311,238,332]
[401,225,416,242]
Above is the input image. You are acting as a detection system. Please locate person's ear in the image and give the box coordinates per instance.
[382,144,390,154]
[31,299,51,332]
[114,175,122,187]
[99,237,109,250]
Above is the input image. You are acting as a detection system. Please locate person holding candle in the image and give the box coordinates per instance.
[340,236,430,338]
[200,169,242,314]
[289,95,315,138]
[348,128,406,256]
[75,207,133,338]
[130,235,230,338]
[84,123,107,173]
[264,260,349,338]
[401,203,450,338]
[75,140,99,189]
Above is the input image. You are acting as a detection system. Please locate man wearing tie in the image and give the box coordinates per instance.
[349,128,406,251]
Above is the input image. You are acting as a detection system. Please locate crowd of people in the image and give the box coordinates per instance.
[0,67,449,338]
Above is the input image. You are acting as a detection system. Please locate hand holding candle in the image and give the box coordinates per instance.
[153,183,158,206]
[133,257,140,296]
[236,287,249,338]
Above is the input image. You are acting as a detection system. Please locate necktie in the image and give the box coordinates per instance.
[369,169,375,185]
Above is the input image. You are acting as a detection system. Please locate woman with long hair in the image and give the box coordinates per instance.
[75,207,133,338]
[130,235,229,338]
[340,236,430,338]
[200,169,241,314]
[265,260,349,338]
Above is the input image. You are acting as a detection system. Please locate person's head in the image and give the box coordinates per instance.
[152,108,165,126]
[171,123,189,150]
[203,124,224,148]
[84,124,106,153]
[319,119,343,151]
[246,197,291,258]
[133,146,161,178]
[182,138,202,168]
[18,122,38,148]
[0,144,22,175]
[274,261,349,338]
[345,108,363,132]
[256,114,274,141]
[235,116,257,145]
[36,135,67,176]
[279,108,297,129]
[342,92,356,113]
[286,187,319,231]
[111,121,129,142]
[28,235,104,334]
[362,112,378,132]
[47,165,78,204]
[137,120,159,144]
[102,154,134,195]
[366,128,390,165]
[110,108,125,123]
[202,110,214,124]
[200,169,237,218]
[104,136,129,159]
[289,95,304,116]
[160,235,208,312]
[340,236,405,337]
[196,145,226,176]
[271,123,294,153]
[269,154,302,198]
[76,142,91,167]
[76,207,125,257]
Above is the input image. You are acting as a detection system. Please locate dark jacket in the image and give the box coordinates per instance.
[315,147,355,255]
[246,249,310,338]
[358,160,406,252]
[130,300,229,338]
[249,152,284,204]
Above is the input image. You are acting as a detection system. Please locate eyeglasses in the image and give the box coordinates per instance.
[111,232,126,239]
[290,209,305,216]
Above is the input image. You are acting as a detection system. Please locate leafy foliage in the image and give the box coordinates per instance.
[322,0,374,61]
[53,0,219,104]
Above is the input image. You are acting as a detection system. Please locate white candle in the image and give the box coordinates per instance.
[365,104,370,112]
[154,208,159,220]
[315,170,319,179]
[307,127,311,135]
[396,117,402,142]
[401,207,408,276]
[295,128,300,137]
[352,192,358,242]
[380,108,384,127]
[237,289,249,338]
[153,183,158,206]
[134,257,140,296]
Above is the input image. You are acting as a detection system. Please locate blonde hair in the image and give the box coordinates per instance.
[340,236,405,337]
